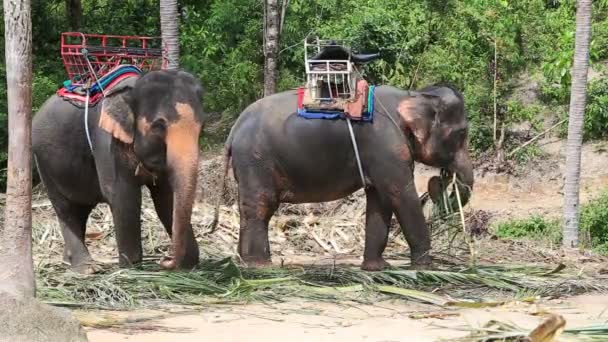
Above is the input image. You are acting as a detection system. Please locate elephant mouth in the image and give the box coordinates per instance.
[134,162,160,182]
[136,152,167,174]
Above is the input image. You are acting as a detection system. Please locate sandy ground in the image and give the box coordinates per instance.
[84,294,608,341]
[53,139,608,341]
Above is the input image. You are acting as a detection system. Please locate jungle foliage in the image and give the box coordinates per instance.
[492,188,608,255]
[0,0,608,190]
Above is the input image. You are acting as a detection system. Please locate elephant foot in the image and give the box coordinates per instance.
[118,253,143,269]
[70,261,103,275]
[410,252,433,270]
[159,254,199,271]
[241,256,273,268]
[361,258,391,271]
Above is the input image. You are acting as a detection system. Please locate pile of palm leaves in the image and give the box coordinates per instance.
[37,257,607,310]
[448,315,608,342]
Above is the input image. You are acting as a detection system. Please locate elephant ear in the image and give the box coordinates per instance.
[398,94,438,142]
[98,76,139,144]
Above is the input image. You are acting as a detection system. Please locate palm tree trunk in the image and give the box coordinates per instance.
[264,0,280,96]
[160,0,179,70]
[563,0,593,248]
[0,0,34,298]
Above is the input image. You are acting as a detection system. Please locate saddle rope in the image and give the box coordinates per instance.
[346,117,367,189]
[82,48,107,153]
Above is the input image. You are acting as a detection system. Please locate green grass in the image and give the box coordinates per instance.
[493,215,562,244]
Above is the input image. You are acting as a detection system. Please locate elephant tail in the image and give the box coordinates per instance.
[208,134,233,234]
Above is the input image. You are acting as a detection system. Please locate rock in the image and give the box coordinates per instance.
[0,291,88,342]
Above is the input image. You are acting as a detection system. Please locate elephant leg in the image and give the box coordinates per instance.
[57,202,96,273]
[236,178,278,267]
[371,162,432,269]
[149,180,199,265]
[390,183,432,268]
[109,185,143,268]
[41,175,96,273]
[362,187,393,271]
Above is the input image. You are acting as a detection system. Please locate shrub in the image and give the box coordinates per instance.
[582,78,608,141]
[493,215,561,244]
[580,190,608,254]
[493,189,608,254]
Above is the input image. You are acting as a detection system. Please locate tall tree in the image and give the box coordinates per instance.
[160,0,180,70]
[563,0,593,248]
[0,0,35,297]
[65,0,82,30]
[263,0,280,96]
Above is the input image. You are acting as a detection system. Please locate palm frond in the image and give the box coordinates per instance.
[36,256,608,310]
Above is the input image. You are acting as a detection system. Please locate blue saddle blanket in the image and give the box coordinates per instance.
[297,85,376,122]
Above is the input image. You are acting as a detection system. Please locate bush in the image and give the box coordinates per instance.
[555,78,608,141]
[580,190,608,254]
[493,188,608,254]
[582,78,608,141]
[493,215,561,244]
[511,144,546,164]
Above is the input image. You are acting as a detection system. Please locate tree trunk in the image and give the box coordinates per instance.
[0,0,34,298]
[65,0,82,31]
[263,0,280,96]
[160,0,179,70]
[563,0,593,248]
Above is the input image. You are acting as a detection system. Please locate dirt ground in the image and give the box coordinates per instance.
[41,138,608,341]
[81,294,608,342]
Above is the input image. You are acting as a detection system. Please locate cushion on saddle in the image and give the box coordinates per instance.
[297,84,375,122]
[57,64,143,107]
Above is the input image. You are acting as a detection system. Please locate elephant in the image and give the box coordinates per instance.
[33,69,205,273]
[211,83,474,271]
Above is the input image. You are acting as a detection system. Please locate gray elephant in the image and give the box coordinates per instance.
[212,84,474,270]
[33,69,205,273]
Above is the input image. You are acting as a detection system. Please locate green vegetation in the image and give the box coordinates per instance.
[37,257,604,310]
[493,188,608,254]
[1,0,608,190]
[583,78,608,140]
[580,190,608,254]
[494,215,562,244]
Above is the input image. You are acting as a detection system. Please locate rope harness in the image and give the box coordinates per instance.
[344,89,415,192]
[346,117,367,189]
[82,48,107,153]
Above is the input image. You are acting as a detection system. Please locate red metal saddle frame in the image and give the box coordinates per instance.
[60,32,167,86]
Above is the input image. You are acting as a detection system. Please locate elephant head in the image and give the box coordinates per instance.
[98,70,204,270]
[398,85,474,207]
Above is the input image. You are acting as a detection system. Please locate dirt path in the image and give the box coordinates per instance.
[84,294,608,341]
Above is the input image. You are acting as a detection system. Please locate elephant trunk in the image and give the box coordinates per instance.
[160,125,201,270]
[449,147,474,207]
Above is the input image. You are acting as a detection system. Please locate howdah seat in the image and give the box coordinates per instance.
[299,38,381,120]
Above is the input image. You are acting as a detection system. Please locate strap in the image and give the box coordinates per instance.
[346,117,367,189]
[81,48,108,153]
[84,89,94,153]
[82,48,107,97]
